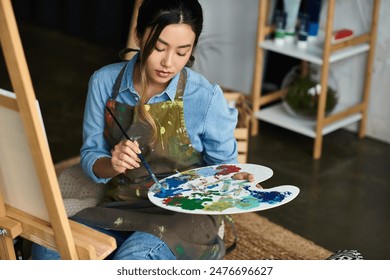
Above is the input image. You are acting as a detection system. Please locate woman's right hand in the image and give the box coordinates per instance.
[111,139,142,173]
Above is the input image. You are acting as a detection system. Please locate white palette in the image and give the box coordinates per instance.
[148,164,300,215]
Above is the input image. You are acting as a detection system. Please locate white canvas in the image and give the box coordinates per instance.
[0,88,49,221]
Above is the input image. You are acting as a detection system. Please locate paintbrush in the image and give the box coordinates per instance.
[105,105,164,191]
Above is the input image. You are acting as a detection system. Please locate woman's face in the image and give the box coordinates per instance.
[141,24,196,91]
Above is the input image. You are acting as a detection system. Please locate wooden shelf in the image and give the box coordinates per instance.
[250,0,380,159]
[255,103,362,138]
[260,40,370,65]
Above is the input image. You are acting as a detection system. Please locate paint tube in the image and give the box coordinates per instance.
[283,0,301,43]
[307,0,323,42]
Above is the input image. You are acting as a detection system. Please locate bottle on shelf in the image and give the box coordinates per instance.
[274,10,287,46]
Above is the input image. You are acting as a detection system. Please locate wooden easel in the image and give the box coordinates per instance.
[0,0,116,259]
[122,0,142,61]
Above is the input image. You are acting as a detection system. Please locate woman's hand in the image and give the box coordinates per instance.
[232,172,263,188]
[111,139,142,173]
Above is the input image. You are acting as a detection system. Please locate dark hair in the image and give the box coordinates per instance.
[136,0,203,67]
[135,0,203,140]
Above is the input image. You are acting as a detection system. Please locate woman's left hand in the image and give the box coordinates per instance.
[232,172,263,188]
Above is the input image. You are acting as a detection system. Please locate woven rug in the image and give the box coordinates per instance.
[224,213,332,260]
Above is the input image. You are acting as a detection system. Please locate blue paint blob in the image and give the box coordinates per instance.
[154,177,191,198]
[164,177,189,188]
[196,167,218,177]
[154,187,190,198]
[206,183,219,189]
[244,186,292,204]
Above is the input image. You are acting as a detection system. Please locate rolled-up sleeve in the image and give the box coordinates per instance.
[80,72,112,183]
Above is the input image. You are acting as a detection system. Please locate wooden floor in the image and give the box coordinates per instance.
[248,122,390,260]
[1,22,389,260]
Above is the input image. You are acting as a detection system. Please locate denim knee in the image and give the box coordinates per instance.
[113,231,176,260]
[31,243,61,260]
[31,230,175,260]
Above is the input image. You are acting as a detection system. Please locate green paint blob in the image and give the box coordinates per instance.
[166,196,212,210]
[192,190,221,197]
[235,196,260,209]
[203,200,234,212]
[203,197,236,212]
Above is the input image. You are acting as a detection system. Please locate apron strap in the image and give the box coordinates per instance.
[174,68,187,101]
[111,63,128,100]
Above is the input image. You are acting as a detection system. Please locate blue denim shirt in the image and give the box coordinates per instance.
[80,54,238,183]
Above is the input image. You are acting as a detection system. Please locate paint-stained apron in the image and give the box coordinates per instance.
[73,65,227,260]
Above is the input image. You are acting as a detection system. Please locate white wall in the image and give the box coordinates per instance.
[194,0,259,94]
[193,0,390,145]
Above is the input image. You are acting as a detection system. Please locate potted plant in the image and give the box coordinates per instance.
[282,65,338,118]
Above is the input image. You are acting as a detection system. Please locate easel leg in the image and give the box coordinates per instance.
[0,232,17,260]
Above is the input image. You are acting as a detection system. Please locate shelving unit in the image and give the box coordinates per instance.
[250,0,380,159]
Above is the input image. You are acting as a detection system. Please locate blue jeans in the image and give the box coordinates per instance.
[31,227,176,260]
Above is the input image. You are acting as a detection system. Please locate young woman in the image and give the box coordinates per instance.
[32,0,252,260]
